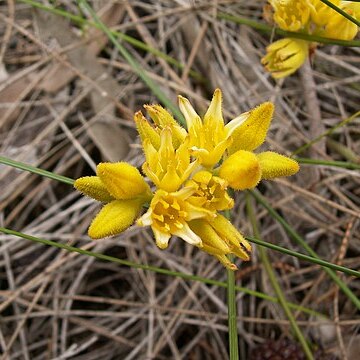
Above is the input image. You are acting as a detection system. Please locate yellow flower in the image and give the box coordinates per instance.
[261,38,309,79]
[178,89,249,168]
[144,104,187,149]
[137,188,211,249]
[189,215,251,270]
[186,171,234,213]
[320,1,359,40]
[134,105,187,150]
[74,162,152,239]
[88,199,144,239]
[309,0,339,25]
[142,127,199,192]
[74,89,301,270]
[270,0,311,31]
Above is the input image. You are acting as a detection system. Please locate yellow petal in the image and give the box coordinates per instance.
[322,12,358,40]
[144,104,187,148]
[228,102,274,154]
[97,162,151,200]
[200,244,238,270]
[310,0,341,26]
[134,111,161,150]
[261,38,309,79]
[196,244,237,269]
[152,227,171,249]
[178,95,202,130]
[257,151,299,179]
[203,88,224,128]
[213,253,238,271]
[189,219,231,253]
[74,176,114,202]
[271,0,310,31]
[88,199,142,239]
[219,150,262,190]
[211,215,251,259]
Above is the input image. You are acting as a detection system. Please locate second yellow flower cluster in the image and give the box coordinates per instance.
[75,90,299,270]
[262,0,360,78]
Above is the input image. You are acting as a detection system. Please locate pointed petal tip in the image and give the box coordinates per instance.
[134,110,144,120]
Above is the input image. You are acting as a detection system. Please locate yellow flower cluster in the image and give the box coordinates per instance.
[263,0,360,78]
[75,90,299,270]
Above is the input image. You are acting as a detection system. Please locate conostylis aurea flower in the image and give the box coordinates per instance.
[75,89,299,270]
[263,0,360,78]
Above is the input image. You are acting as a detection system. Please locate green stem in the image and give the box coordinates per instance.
[0,156,74,185]
[246,195,313,360]
[296,157,360,170]
[250,189,360,310]
[246,236,360,278]
[224,208,239,359]
[227,255,238,360]
[77,0,185,125]
[0,226,324,317]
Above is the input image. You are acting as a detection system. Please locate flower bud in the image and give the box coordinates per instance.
[219,150,262,190]
[97,162,151,200]
[261,38,309,79]
[88,199,143,239]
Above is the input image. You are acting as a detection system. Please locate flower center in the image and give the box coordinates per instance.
[187,171,234,212]
[151,193,188,234]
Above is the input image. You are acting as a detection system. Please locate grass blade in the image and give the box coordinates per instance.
[0,226,325,317]
[246,195,313,360]
[227,254,239,360]
[246,236,360,278]
[0,155,74,185]
[296,158,360,171]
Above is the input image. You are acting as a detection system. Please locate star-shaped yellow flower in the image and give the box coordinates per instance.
[178,89,249,167]
[263,0,360,78]
[74,88,300,270]
[137,187,211,249]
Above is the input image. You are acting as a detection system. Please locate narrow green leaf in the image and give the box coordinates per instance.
[227,254,238,360]
[247,195,313,360]
[246,236,360,278]
[224,208,239,360]
[296,158,360,171]
[0,226,324,317]
[0,156,74,185]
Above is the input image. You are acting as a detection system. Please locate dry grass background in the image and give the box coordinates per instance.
[0,1,360,359]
